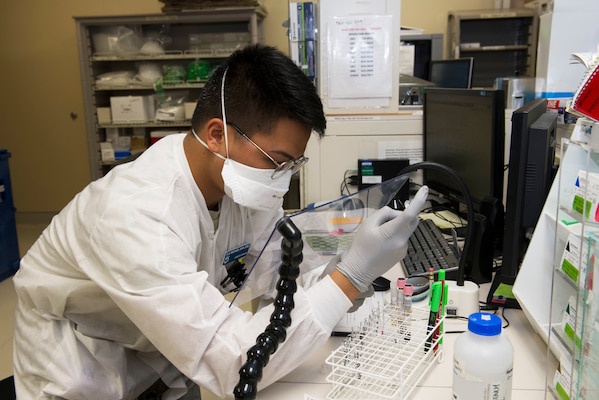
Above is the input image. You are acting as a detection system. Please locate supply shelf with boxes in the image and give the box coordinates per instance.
[544,136,599,400]
[447,8,538,88]
[75,7,266,180]
[513,118,599,400]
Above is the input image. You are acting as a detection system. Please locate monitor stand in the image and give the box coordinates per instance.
[487,273,521,309]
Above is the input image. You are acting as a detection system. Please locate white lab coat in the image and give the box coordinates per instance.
[13,134,351,399]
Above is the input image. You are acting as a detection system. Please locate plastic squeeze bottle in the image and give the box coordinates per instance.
[452,312,514,400]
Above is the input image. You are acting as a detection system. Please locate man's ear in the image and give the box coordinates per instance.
[204,118,225,152]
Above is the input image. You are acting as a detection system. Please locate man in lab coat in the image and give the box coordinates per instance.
[13,44,427,399]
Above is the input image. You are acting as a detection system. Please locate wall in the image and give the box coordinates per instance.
[0,0,496,219]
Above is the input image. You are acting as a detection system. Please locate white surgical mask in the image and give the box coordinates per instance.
[191,69,292,211]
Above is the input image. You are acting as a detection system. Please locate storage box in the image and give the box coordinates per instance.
[96,107,112,124]
[150,131,181,145]
[184,102,197,120]
[110,95,155,123]
[572,170,599,221]
[100,142,115,162]
[0,150,19,281]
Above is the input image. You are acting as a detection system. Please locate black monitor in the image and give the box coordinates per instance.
[358,159,410,209]
[487,99,557,308]
[423,88,505,212]
[428,58,474,89]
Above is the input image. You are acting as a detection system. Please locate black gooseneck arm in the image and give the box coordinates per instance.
[233,217,303,399]
[398,161,475,287]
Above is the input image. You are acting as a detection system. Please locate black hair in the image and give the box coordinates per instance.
[191,44,326,138]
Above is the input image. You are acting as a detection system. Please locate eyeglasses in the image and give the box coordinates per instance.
[227,122,309,179]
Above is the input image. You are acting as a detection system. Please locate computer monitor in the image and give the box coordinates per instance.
[487,99,557,308]
[423,88,505,284]
[428,58,474,89]
[423,88,505,212]
[358,159,410,209]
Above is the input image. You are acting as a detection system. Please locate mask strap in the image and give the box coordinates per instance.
[220,68,230,159]
[190,67,230,162]
[191,128,226,161]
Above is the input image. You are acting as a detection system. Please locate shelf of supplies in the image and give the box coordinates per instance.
[551,326,577,358]
[558,206,599,230]
[459,44,529,52]
[99,121,191,129]
[95,82,206,91]
[91,49,230,61]
[554,267,580,291]
[76,8,264,180]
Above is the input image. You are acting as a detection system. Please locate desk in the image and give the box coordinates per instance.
[257,282,554,400]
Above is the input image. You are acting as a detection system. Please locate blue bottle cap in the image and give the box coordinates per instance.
[467,312,502,336]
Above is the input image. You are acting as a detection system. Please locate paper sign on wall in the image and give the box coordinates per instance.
[327,15,393,100]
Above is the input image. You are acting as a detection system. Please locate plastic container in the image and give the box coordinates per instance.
[452,312,514,400]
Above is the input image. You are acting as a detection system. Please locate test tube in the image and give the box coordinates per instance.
[428,267,435,287]
[396,277,406,309]
[396,277,406,327]
[390,283,398,305]
[403,283,413,341]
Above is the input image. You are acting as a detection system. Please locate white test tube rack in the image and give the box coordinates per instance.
[325,304,444,399]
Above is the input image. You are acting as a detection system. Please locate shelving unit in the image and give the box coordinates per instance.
[74,8,266,180]
[447,9,538,88]
[545,137,599,399]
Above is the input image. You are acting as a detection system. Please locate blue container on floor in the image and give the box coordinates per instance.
[0,150,20,280]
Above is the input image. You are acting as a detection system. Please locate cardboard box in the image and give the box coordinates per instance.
[184,102,197,120]
[100,142,115,162]
[150,130,181,145]
[110,95,155,123]
[96,107,112,124]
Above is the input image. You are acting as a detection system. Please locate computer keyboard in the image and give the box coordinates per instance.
[402,218,460,277]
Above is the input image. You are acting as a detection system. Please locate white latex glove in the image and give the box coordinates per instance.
[336,186,429,293]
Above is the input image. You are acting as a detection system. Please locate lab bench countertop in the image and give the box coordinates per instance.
[256,283,553,400]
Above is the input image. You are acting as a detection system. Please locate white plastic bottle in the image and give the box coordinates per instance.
[452,312,514,400]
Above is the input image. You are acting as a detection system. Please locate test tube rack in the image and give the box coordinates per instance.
[325,304,444,399]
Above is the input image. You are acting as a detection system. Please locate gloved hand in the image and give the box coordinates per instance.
[336,186,428,293]
[347,285,375,313]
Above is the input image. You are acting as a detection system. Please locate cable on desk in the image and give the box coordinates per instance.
[421,206,468,232]
[501,307,511,329]
[444,315,469,335]
[480,304,499,311]
[340,170,358,196]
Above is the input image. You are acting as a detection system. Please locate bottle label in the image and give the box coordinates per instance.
[452,356,513,400]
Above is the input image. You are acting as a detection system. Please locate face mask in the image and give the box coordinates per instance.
[191,68,292,211]
[221,158,292,210]
[192,130,292,211]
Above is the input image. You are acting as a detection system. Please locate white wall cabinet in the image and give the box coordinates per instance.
[300,113,423,208]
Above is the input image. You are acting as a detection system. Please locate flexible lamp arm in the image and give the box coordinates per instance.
[234,217,303,399]
[398,161,475,287]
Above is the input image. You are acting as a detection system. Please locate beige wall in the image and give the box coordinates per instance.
[0,0,498,217]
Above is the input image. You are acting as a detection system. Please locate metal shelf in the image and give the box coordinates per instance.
[98,121,191,129]
[92,49,237,61]
[459,44,529,52]
[75,8,265,180]
[448,8,538,87]
[95,82,206,91]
